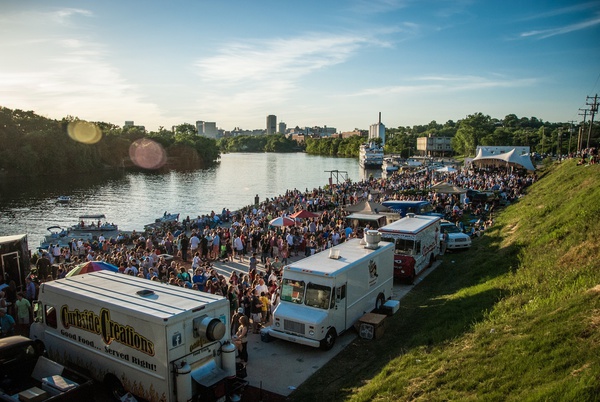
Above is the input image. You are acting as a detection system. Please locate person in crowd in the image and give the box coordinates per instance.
[0,308,15,337]
[233,315,249,363]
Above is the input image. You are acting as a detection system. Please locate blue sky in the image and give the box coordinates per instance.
[1,0,599,132]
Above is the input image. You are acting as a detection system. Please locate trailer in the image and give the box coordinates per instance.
[265,234,394,350]
[378,213,441,283]
[30,271,241,402]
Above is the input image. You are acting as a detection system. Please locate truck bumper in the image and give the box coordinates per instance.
[264,327,321,348]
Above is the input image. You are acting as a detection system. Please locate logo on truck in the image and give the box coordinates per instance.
[60,306,155,357]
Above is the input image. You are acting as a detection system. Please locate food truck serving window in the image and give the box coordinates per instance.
[305,283,332,310]
[281,279,305,304]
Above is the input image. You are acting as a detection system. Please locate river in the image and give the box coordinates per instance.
[0,153,381,249]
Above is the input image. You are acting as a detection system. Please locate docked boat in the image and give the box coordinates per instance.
[69,214,118,232]
[56,196,71,203]
[359,142,384,168]
[145,212,180,230]
[39,226,92,249]
[382,157,400,173]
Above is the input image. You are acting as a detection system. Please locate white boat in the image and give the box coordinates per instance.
[56,196,71,203]
[382,157,400,173]
[69,214,118,232]
[359,143,384,168]
[145,212,180,230]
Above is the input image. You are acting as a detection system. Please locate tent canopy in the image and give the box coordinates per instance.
[344,200,391,213]
[430,182,467,194]
[472,148,536,171]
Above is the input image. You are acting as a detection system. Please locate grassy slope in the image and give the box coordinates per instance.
[289,160,600,402]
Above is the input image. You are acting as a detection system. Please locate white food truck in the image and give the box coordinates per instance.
[265,234,394,350]
[378,213,441,283]
[30,271,238,402]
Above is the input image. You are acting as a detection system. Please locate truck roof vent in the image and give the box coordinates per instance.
[364,230,381,250]
[137,289,155,297]
[407,213,416,218]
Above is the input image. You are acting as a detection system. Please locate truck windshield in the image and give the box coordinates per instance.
[281,279,305,304]
[304,283,332,310]
[381,237,416,255]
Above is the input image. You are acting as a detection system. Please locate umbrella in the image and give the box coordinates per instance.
[66,260,119,277]
[290,210,319,219]
[269,216,296,227]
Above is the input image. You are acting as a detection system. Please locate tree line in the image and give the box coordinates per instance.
[307,113,597,158]
[0,108,220,177]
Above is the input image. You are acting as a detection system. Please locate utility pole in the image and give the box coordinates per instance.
[567,120,576,155]
[586,94,598,149]
[578,108,589,153]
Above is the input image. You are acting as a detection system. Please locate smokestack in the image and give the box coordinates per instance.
[378,112,381,124]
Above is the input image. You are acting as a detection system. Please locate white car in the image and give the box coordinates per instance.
[440,222,472,250]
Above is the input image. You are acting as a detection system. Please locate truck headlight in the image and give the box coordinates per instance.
[309,330,315,336]
[275,322,280,327]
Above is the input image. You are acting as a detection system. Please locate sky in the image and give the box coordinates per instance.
[1,0,599,132]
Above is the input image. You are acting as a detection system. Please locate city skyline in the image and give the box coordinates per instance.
[1,1,599,133]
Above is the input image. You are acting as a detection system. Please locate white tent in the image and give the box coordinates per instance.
[472,148,536,171]
[436,166,457,173]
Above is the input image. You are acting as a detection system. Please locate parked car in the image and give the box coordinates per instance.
[0,335,93,400]
[440,221,472,250]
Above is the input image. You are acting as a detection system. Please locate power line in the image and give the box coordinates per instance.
[585,94,599,149]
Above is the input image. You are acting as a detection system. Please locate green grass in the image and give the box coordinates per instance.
[289,160,600,402]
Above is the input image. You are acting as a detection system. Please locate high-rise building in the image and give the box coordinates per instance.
[278,121,287,134]
[369,112,386,145]
[196,121,205,135]
[266,115,277,135]
[203,122,218,139]
[196,120,218,139]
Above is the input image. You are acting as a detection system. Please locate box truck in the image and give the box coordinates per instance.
[378,213,441,283]
[30,271,239,402]
[265,234,394,350]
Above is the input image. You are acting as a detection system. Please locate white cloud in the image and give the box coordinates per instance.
[347,74,539,96]
[520,15,600,39]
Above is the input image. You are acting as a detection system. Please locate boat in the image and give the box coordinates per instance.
[56,196,71,203]
[145,212,180,230]
[69,214,118,232]
[382,157,400,173]
[359,142,384,168]
[38,226,92,250]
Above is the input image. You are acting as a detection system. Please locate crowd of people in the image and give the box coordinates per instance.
[18,161,536,362]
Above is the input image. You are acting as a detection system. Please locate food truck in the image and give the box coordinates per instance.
[30,271,239,402]
[378,213,441,283]
[265,234,394,350]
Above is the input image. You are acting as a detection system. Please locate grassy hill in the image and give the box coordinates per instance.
[289,159,600,401]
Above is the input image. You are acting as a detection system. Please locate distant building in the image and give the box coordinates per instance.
[196,120,218,139]
[278,122,287,134]
[417,134,453,157]
[369,113,385,145]
[266,115,277,135]
[338,129,366,139]
[203,122,217,138]
[124,121,145,131]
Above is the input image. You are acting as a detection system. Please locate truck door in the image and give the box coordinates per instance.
[333,283,347,332]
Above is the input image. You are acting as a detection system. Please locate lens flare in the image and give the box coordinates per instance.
[129,138,167,170]
[67,121,102,144]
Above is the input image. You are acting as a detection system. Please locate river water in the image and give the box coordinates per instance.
[0,153,380,249]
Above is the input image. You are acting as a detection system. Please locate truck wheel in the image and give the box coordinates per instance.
[428,254,435,268]
[320,328,337,351]
[104,374,126,400]
[376,293,386,311]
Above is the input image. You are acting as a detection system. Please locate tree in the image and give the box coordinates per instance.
[452,113,494,156]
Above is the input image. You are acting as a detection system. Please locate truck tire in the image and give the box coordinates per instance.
[104,374,126,400]
[320,328,337,351]
[376,293,386,311]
